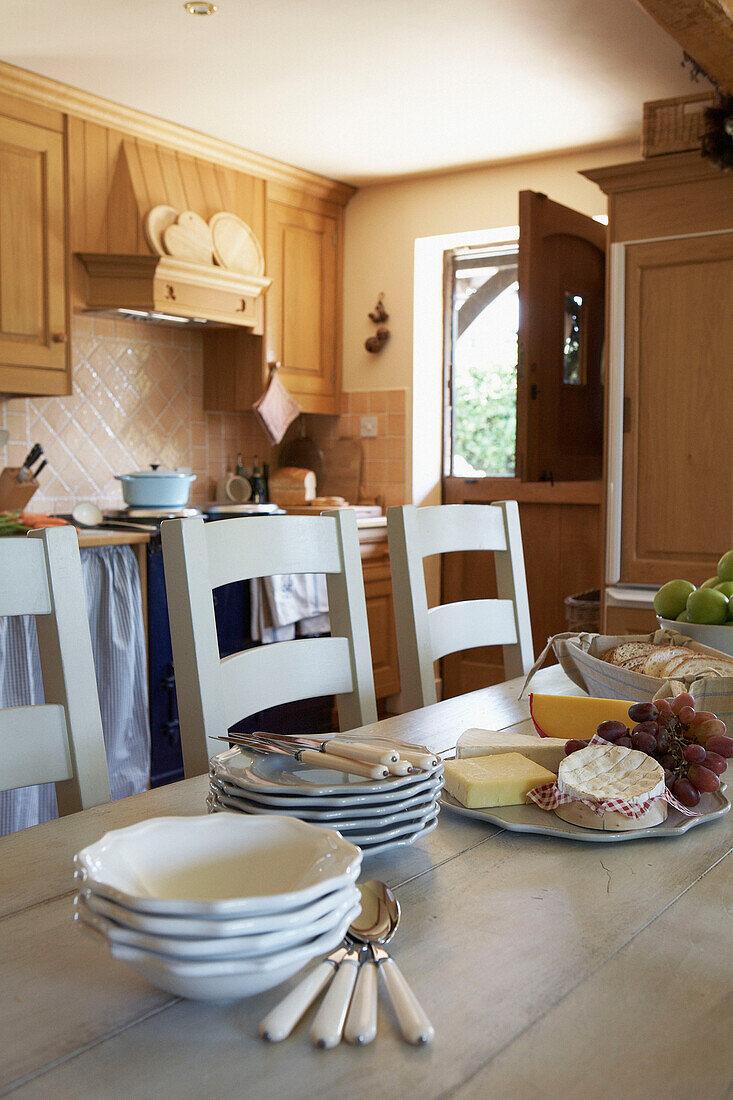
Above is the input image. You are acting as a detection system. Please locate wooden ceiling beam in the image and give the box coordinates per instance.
[635,0,733,92]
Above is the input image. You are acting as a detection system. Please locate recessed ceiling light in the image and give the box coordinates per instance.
[184,2,217,14]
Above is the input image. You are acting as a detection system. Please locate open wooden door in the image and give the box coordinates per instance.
[439,191,606,700]
[516,191,606,483]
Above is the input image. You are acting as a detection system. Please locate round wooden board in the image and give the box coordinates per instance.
[144,205,179,255]
[210,211,265,276]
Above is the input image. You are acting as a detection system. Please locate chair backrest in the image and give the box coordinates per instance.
[161,509,378,777]
[387,501,534,710]
[0,526,110,813]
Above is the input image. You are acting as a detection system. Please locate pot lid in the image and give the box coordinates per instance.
[117,465,196,480]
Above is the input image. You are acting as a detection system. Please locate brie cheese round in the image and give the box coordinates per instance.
[555,744,667,831]
[557,743,665,806]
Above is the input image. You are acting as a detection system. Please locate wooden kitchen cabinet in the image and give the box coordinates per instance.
[585,154,733,587]
[0,102,69,394]
[264,183,342,414]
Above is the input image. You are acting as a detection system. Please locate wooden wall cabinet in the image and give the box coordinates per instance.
[0,99,69,395]
[585,154,733,588]
[264,184,343,415]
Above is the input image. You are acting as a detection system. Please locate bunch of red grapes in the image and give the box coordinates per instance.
[565,693,733,808]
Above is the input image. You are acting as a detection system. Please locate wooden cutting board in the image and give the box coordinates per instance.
[319,439,363,504]
[144,205,178,256]
[163,211,213,265]
[210,212,265,276]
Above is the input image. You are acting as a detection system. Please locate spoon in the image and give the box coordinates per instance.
[72,501,103,528]
[345,880,433,1046]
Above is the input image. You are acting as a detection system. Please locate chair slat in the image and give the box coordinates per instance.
[428,599,518,662]
[205,515,342,590]
[417,505,507,559]
[0,540,52,615]
[220,637,353,729]
[0,705,72,791]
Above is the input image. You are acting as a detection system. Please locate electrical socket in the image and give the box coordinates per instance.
[360,416,378,438]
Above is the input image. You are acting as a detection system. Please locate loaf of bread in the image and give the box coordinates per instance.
[602,641,733,680]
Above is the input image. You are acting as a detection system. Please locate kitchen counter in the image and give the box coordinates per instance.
[76,529,151,547]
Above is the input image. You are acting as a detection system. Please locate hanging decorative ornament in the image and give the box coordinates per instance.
[365,294,390,353]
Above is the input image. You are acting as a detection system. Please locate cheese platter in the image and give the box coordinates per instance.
[439,786,730,842]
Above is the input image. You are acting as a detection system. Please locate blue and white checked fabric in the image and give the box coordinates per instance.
[250,573,330,643]
[0,544,150,836]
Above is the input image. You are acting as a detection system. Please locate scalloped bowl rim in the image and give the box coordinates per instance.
[74,815,361,917]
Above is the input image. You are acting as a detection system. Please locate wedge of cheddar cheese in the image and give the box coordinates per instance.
[443,753,557,809]
[457,728,568,771]
[529,693,637,740]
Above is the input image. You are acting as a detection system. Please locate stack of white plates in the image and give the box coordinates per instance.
[73,814,361,1001]
[208,741,443,856]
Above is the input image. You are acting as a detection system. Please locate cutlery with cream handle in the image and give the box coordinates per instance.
[309,945,361,1048]
[343,952,378,1046]
[259,947,347,1042]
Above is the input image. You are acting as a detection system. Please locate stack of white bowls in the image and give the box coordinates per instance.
[208,741,443,856]
[73,814,361,1001]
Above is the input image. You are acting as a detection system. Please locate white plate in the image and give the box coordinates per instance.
[439,788,731,843]
[74,890,359,959]
[209,794,439,845]
[80,906,356,1001]
[79,882,359,938]
[359,814,440,857]
[74,815,360,917]
[209,780,441,823]
[210,770,442,809]
[211,745,442,798]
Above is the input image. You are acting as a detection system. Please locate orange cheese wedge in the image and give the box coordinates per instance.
[529,693,637,740]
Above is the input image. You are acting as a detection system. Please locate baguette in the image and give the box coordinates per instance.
[641,647,691,679]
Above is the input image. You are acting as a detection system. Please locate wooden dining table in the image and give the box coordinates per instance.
[1,663,731,1099]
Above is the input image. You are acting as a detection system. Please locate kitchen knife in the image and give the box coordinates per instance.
[16,443,43,482]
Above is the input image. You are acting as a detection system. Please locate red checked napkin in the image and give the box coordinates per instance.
[527,734,699,818]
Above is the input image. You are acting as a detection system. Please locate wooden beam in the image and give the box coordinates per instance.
[634,0,733,92]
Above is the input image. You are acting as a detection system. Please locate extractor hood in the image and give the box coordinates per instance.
[77,252,269,330]
[76,140,270,329]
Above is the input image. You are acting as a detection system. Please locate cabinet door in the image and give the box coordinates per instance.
[266,200,338,405]
[621,232,733,584]
[0,115,68,392]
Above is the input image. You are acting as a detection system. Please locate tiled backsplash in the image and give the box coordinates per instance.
[0,314,409,513]
[0,314,273,513]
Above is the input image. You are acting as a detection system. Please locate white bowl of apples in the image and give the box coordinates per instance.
[655,550,733,659]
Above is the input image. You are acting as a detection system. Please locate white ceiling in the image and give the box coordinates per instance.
[1,0,702,184]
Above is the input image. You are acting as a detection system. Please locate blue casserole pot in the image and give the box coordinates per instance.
[115,467,196,508]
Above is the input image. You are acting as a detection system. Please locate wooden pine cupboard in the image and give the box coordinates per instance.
[0,98,70,395]
[585,153,733,589]
[264,185,342,414]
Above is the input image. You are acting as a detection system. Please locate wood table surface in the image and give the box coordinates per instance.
[1,664,731,1099]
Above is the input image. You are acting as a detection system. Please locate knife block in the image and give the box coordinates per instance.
[0,468,39,512]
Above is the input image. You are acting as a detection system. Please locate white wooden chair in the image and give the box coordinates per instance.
[387,501,534,710]
[161,510,378,777]
[0,526,110,814]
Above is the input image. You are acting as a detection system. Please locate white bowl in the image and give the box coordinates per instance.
[73,815,361,917]
[83,909,359,1001]
[79,882,359,938]
[657,617,733,658]
[74,890,360,960]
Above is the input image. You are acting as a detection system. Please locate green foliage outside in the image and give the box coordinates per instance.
[453,358,517,477]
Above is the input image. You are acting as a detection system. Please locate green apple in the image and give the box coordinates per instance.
[700,576,720,588]
[714,581,733,599]
[718,550,733,583]
[654,579,695,619]
[676,610,689,622]
[686,587,729,625]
